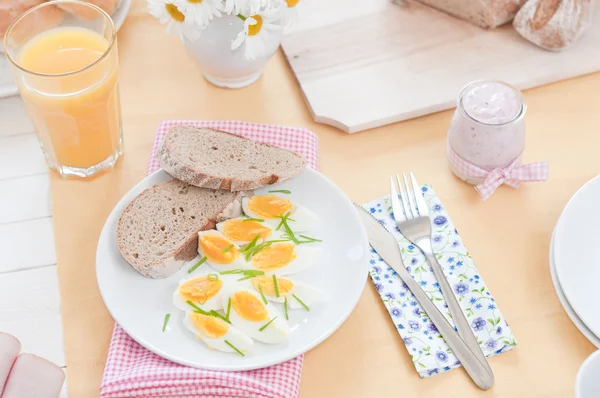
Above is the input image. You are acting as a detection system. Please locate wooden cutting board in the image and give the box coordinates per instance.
[281,0,600,133]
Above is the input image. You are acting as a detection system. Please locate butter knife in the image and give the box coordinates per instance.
[356,204,494,390]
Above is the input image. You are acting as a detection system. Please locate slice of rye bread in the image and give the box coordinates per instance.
[116,179,243,279]
[157,126,306,191]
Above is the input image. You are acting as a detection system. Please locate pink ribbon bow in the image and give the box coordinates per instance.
[447,144,548,201]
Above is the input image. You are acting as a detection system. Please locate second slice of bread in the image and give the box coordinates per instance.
[157,126,306,191]
[116,179,243,278]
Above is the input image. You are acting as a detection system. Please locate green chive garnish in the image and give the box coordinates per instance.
[284,297,289,320]
[162,313,171,332]
[226,298,231,321]
[220,269,245,275]
[258,283,268,304]
[207,273,219,282]
[209,310,231,324]
[225,340,245,356]
[297,235,323,244]
[186,300,205,313]
[273,274,280,298]
[222,244,234,253]
[292,294,310,311]
[188,257,207,273]
[268,189,291,194]
[243,218,265,222]
[259,316,278,332]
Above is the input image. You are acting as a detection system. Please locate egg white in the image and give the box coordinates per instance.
[173,273,238,312]
[183,312,253,355]
[225,288,290,344]
[251,276,327,309]
[216,217,274,245]
[241,196,320,232]
[198,230,251,273]
[250,243,321,277]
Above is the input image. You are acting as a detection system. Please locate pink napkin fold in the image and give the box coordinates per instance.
[100,120,319,398]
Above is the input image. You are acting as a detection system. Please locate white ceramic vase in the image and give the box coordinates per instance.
[182,14,283,89]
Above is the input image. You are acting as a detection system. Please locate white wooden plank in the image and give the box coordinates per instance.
[0,96,33,138]
[0,217,56,273]
[0,266,65,367]
[0,133,47,180]
[0,174,51,224]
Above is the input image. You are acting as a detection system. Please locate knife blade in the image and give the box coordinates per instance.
[355,204,494,390]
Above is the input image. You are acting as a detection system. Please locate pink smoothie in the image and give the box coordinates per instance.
[448,80,526,182]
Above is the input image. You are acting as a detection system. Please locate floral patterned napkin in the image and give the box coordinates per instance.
[362,186,517,378]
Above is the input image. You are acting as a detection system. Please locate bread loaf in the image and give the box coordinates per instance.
[158,126,306,192]
[513,0,592,50]
[413,0,527,28]
[116,179,243,279]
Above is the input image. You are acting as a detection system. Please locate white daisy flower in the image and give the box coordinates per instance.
[175,0,222,26]
[224,0,274,15]
[147,0,203,41]
[281,0,302,27]
[231,8,281,60]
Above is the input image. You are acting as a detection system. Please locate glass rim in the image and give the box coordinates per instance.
[3,0,117,78]
[457,79,527,126]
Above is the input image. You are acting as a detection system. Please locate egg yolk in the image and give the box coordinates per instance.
[222,219,271,242]
[247,195,293,219]
[252,276,294,297]
[190,313,229,338]
[231,291,269,322]
[178,276,223,303]
[199,234,239,264]
[251,243,296,272]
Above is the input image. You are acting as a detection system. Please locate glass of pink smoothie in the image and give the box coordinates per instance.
[448,80,527,185]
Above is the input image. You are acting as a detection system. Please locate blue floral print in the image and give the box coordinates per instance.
[363,186,517,378]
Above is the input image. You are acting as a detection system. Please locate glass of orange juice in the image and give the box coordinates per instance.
[3,0,122,178]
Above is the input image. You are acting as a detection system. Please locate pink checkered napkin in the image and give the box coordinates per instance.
[100,120,319,398]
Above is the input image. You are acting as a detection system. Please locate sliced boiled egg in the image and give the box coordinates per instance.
[198,230,250,272]
[173,273,236,312]
[242,195,319,232]
[250,242,319,276]
[225,289,290,344]
[251,275,327,309]
[183,312,253,355]
[216,217,272,245]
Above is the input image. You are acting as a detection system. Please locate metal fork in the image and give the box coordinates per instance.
[390,173,494,382]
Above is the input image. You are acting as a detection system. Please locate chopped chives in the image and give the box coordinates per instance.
[268,189,291,194]
[188,257,207,273]
[292,294,310,311]
[225,340,245,356]
[226,298,231,321]
[284,297,289,320]
[237,275,254,281]
[258,284,268,304]
[273,275,280,298]
[209,310,231,324]
[220,269,245,275]
[297,235,323,244]
[222,244,234,253]
[186,300,205,313]
[162,313,171,332]
[243,218,265,222]
[259,316,278,332]
[207,273,219,282]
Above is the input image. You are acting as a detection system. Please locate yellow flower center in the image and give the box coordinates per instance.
[248,15,263,36]
[165,3,185,22]
[187,0,203,3]
[286,0,299,7]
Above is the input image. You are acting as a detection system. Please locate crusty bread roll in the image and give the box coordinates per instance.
[513,0,592,50]
[158,126,307,192]
[413,0,527,28]
[1,1,65,48]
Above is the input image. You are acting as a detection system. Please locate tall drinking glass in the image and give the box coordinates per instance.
[3,0,123,178]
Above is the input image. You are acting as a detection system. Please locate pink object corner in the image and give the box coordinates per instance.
[100,120,319,398]
[0,333,21,395]
[2,353,65,398]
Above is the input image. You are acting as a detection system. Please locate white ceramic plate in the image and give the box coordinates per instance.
[96,168,370,370]
[0,0,132,98]
[576,350,600,398]
[550,228,600,348]
[555,175,600,340]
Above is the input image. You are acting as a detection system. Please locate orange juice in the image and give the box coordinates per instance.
[17,26,121,169]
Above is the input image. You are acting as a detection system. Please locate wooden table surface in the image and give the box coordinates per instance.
[50,3,599,397]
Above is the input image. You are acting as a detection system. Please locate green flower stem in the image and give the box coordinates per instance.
[237,14,246,21]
